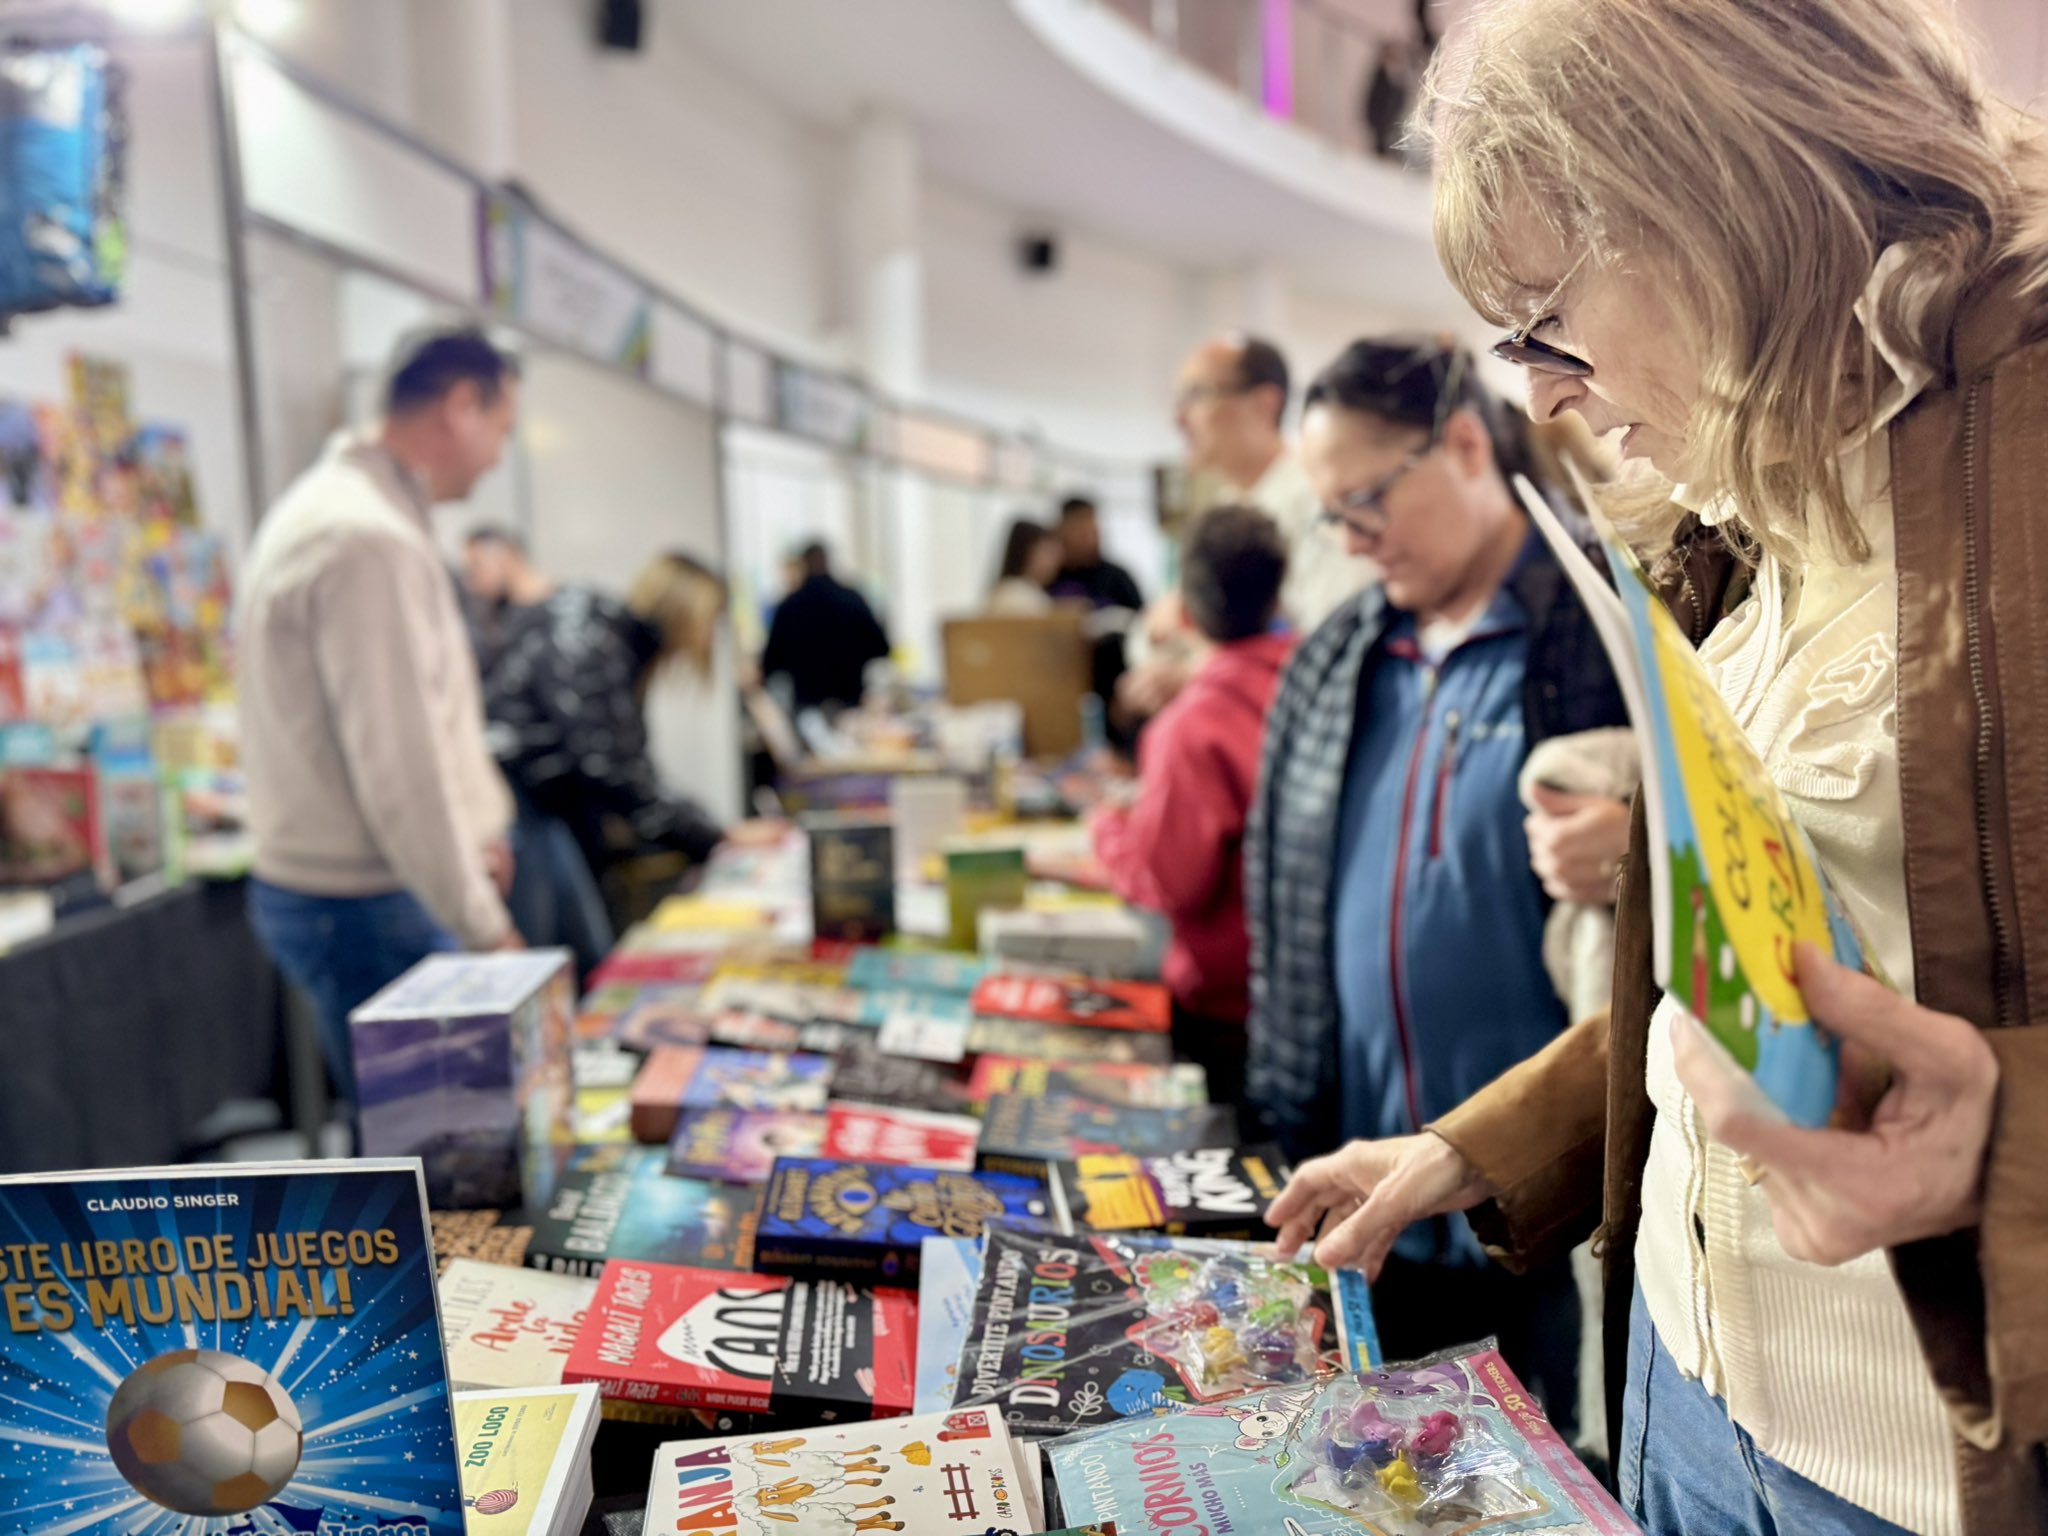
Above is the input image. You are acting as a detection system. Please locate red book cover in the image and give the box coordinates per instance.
[822,1102,981,1171]
[589,951,719,990]
[968,974,1172,1033]
[562,1260,916,1422]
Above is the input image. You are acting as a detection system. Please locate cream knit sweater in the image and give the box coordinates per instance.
[1637,251,1956,1534]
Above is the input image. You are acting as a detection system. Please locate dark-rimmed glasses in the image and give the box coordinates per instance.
[1490,331,1593,376]
[1319,445,1432,540]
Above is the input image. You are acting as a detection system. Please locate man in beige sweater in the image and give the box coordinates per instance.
[242,329,522,1103]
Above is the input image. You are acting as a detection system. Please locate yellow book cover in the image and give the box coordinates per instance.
[456,1384,595,1530]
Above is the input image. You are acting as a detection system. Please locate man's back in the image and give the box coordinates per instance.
[763,573,890,711]
[239,435,510,948]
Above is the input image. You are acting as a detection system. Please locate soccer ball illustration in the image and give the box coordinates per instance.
[105,1349,304,1515]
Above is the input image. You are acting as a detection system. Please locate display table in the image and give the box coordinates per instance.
[0,877,288,1173]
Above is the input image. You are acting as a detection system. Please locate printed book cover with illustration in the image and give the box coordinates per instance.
[437,1259,596,1392]
[952,1227,1378,1441]
[1046,1147,1289,1240]
[667,1108,828,1184]
[562,1261,915,1425]
[755,1158,1053,1284]
[963,1018,1175,1068]
[0,1160,466,1533]
[967,1056,1211,1110]
[822,1103,981,1171]
[451,1383,599,1534]
[1518,476,1852,1127]
[826,1045,978,1117]
[914,1238,984,1416]
[680,1048,835,1115]
[975,1095,1238,1178]
[643,1406,1034,1536]
[969,975,1171,1034]
[525,1162,758,1278]
[844,949,989,997]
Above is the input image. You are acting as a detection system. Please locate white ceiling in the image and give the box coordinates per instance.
[662,0,1460,321]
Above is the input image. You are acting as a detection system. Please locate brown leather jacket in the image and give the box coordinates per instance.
[1433,258,2048,1532]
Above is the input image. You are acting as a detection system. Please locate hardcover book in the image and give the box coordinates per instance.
[822,1102,981,1171]
[351,950,576,1210]
[755,1157,1053,1284]
[0,1160,466,1531]
[438,1258,597,1392]
[1044,1146,1290,1239]
[969,974,1171,1033]
[526,1162,758,1278]
[563,1261,915,1426]
[952,1226,1379,1440]
[643,1407,1036,1536]
[806,810,896,944]
[666,1107,828,1184]
[974,1094,1239,1178]
[681,1046,835,1114]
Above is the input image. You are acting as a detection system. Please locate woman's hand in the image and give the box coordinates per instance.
[1673,942,1999,1266]
[1524,786,1632,904]
[1265,1133,1497,1277]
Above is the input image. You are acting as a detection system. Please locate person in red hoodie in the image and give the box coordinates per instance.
[1091,504,1293,1102]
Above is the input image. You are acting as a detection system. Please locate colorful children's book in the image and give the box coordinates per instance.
[968,1055,1211,1109]
[0,1160,466,1531]
[915,1236,985,1415]
[862,988,974,1063]
[526,1162,758,1278]
[1520,476,1849,1127]
[563,1261,916,1425]
[822,1102,981,1171]
[667,1106,829,1183]
[609,994,710,1054]
[643,1407,1037,1536]
[1045,1349,1636,1535]
[1046,1146,1290,1239]
[845,947,990,996]
[438,1258,597,1392]
[351,950,576,1210]
[682,1046,835,1114]
[970,974,1171,1033]
[452,1383,600,1535]
[975,1094,1239,1178]
[587,950,718,991]
[755,1157,1054,1283]
[954,1226,1379,1440]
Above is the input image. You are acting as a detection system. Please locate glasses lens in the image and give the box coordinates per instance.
[1490,335,1593,377]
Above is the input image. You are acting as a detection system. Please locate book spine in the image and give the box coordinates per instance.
[975,1148,1055,1180]
[561,1368,770,1415]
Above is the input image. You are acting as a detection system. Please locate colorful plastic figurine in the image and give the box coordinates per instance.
[1348,1400,1404,1467]
[1197,1325,1248,1384]
[1242,1323,1298,1375]
[1411,1410,1461,1467]
[1320,1418,1374,1486]
[1249,1295,1297,1330]
[1377,1452,1423,1505]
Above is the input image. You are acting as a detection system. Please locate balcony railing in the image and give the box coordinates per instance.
[1098,0,1432,165]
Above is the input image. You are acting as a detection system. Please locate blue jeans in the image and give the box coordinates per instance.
[1621,1284,1913,1536]
[506,799,614,982]
[247,879,459,1104]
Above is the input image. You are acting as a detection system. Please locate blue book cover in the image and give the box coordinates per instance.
[0,1159,464,1533]
[914,1236,985,1414]
[755,1158,1051,1284]
[844,949,990,997]
[678,1048,834,1114]
[525,1161,758,1279]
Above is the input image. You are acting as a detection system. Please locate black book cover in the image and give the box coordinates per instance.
[1046,1145,1290,1239]
[524,1163,759,1277]
[828,1042,977,1115]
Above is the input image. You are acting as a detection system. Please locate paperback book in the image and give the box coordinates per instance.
[628,1045,706,1144]
[969,974,1171,1033]
[964,1017,1175,1066]
[1044,1349,1635,1536]
[526,1161,758,1278]
[845,947,989,996]
[431,1206,534,1272]
[667,1106,829,1183]
[681,1046,835,1113]
[643,1406,1036,1536]
[1519,475,1851,1126]
[563,1261,915,1425]
[755,1157,1053,1283]
[1045,1146,1290,1239]
[975,1094,1239,1178]
[828,1043,978,1115]
[0,1160,466,1532]
[452,1382,601,1536]
[952,1226,1379,1440]
[439,1258,597,1392]
[914,1236,985,1415]
[822,1101,981,1170]
[968,1055,1211,1109]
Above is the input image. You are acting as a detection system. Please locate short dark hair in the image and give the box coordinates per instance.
[797,540,831,576]
[1181,504,1287,643]
[1304,335,1535,487]
[1057,495,1098,521]
[385,328,519,417]
[465,523,526,555]
[1232,335,1290,429]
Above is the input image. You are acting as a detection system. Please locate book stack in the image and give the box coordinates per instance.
[453,1382,602,1535]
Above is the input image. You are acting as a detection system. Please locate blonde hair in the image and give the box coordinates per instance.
[626,552,726,686]
[1423,0,2048,560]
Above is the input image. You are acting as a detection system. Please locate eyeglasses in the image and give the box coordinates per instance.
[1490,330,1593,376]
[1319,446,1433,540]
[1174,381,1249,411]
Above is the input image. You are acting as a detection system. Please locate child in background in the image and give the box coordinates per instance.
[1090,505,1292,1101]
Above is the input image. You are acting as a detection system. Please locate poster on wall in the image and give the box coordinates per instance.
[479,188,653,374]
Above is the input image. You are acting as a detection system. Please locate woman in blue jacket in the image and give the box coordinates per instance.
[1245,338,1629,1433]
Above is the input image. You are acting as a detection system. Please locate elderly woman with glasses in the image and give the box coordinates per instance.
[1267,1,2048,1532]
[1244,336,1630,1436]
